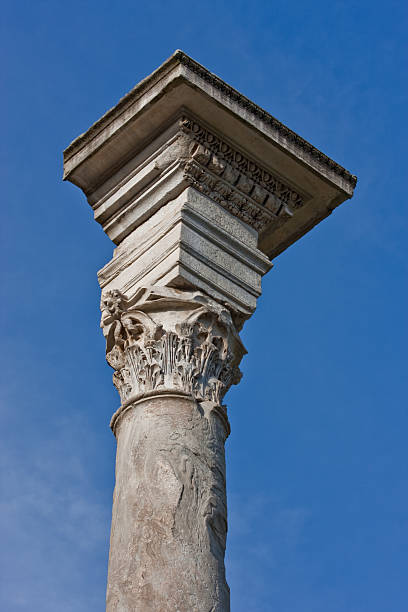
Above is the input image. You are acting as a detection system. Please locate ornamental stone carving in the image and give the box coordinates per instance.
[181,116,304,233]
[100,286,246,412]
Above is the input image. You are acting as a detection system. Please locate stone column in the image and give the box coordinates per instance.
[102,288,242,610]
[63,51,356,611]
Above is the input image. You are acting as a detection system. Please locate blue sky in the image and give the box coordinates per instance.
[1,1,407,610]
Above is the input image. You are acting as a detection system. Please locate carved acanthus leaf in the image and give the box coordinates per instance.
[100,288,246,407]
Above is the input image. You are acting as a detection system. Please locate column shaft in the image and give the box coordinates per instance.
[107,394,230,612]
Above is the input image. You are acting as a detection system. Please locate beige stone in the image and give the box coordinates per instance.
[108,394,230,612]
[63,51,356,262]
[98,188,271,319]
[63,50,356,611]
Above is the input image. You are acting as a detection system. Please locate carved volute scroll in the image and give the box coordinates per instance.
[100,287,246,410]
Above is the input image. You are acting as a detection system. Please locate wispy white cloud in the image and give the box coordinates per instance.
[0,410,111,612]
[226,492,311,611]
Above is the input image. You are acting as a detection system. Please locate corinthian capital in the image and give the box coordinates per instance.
[100,286,245,423]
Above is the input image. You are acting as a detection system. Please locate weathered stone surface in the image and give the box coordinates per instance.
[98,188,271,320]
[108,394,230,612]
[63,50,356,260]
[100,286,242,610]
[63,50,357,612]
[100,286,246,414]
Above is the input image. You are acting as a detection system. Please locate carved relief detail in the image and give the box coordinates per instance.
[176,52,357,190]
[181,116,304,233]
[100,287,245,407]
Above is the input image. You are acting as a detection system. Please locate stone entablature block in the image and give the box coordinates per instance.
[63,50,356,261]
[98,187,271,319]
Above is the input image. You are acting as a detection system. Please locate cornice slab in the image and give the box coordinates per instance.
[64,50,356,191]
[63,51,357,261]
